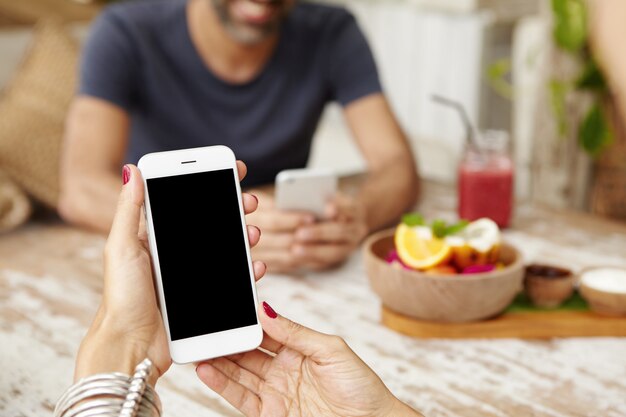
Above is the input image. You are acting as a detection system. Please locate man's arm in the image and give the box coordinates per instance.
[288,93,419,270]
[58,96,130,233]
[344,93,419,232]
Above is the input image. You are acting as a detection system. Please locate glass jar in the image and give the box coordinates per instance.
[458,130,514,228]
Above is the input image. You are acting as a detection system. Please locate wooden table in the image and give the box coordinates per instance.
[1,181,626,417]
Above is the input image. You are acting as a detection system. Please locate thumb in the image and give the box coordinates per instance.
[325,193,351,220]
[259,301,335,359]
[107,164,145,246]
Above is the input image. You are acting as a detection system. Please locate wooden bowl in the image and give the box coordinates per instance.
[363,228,524,323]
[524,264,574,308]
[579,267,626,316]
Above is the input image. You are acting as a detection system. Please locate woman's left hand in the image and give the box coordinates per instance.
[74,162,266,385]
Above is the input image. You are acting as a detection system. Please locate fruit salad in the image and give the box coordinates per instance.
[388,213,502,275]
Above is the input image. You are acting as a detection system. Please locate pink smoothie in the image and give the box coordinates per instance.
[458,157,513,228]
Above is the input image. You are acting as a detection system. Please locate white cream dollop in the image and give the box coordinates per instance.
[580,267,626,294]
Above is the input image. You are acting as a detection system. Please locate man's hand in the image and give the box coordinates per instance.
[247,190,316,273]
[248,191,368,273]
[292,194,368,270]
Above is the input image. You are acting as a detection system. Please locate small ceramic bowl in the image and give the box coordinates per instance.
[579,267,626,316]
[363,228,524,323]
[524,264,574,308]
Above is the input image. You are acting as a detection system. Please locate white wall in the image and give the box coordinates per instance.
[308,0,534,192]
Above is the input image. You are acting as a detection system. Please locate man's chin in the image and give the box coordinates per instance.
[224,22,278,45]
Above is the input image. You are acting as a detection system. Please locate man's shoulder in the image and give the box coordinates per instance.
[101,0,183,29]
[290,2,357,32]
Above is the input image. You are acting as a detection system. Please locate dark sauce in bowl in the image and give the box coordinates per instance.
[525,264,572,279]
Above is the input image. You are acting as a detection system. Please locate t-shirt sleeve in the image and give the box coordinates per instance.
[326,12,382,107]
[79,9,139,111]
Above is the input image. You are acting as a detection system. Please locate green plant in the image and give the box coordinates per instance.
[550,0,613,157]
[486,0,613,157]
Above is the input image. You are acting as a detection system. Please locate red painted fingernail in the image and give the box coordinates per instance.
[262,301,277,319]
[122,165,131,185]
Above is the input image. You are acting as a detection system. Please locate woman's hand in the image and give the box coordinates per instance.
[196,302,422,417]
[74,162,266,385]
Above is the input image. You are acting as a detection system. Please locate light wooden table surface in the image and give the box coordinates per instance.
[1,181,626,417]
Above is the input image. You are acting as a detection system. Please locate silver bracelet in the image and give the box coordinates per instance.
[119,358,153,417]
[54,358,162,417]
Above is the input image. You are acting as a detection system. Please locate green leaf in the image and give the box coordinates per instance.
[576,60,607,91]
[549,80,570,137]
[429,219,470,238]
[445,220,470,236]
[431,219,448,239]
[552,0,588,52]
[402,213,425,227]
[486,58,514,101]
[579,103,613,157]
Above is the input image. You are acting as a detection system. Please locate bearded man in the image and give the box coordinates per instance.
[59,0,419,272]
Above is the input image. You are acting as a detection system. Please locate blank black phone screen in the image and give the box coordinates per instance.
[146,168,257,341]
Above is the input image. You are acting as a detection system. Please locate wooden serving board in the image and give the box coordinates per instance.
[381,294,626,339]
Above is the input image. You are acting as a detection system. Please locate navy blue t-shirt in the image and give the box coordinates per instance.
[80,0,381,186]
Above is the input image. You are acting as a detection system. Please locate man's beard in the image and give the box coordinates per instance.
[210,0,284,45]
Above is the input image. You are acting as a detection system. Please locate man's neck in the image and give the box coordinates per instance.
[187,0,279,84]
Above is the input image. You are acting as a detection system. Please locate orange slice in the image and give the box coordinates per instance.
[394,224,451,270]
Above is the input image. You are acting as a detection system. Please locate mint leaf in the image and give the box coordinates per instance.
[431,219,448,238]
[402,213,425,227]
[445,220,469,236]
[405,216,470,238]
[431,219,469,238]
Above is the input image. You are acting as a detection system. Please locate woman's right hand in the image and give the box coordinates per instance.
[196,302,423,417]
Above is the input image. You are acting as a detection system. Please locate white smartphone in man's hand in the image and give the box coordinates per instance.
[275,168,338,219]
[138,145,262,364]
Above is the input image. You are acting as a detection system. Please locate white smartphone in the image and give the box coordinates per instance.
[138,145,262,364]
[275,168,338,219]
